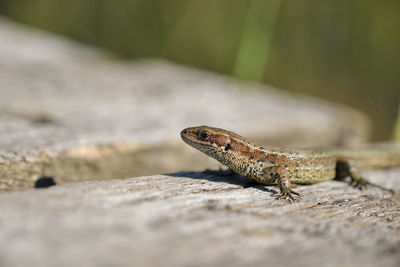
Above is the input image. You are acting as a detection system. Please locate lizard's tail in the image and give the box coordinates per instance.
[336,143,400,168]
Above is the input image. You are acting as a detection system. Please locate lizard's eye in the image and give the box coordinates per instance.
[199,130,210,141]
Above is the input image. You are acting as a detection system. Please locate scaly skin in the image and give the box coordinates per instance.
[180,125,398,201]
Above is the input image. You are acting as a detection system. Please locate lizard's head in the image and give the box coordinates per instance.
[181,126,253,159]
[181,126,268,173]
[180,126,233,156]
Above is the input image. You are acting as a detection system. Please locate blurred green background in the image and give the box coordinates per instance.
[0,0,399,141]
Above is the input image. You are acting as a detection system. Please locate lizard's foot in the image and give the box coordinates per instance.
[268,166,300,202]
[350,177,368,190]
[275,188,300,202]
[350,177,394,194]
[336,159,394,194]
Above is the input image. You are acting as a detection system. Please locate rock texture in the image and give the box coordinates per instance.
[0,16,370,191]
[0,169,399,267]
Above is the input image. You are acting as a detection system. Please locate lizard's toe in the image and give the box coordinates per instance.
[274,189,299,202]
[351,177,368,190]
[274,192,286,200]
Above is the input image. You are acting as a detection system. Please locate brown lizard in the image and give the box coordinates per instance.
[180,125,399,201]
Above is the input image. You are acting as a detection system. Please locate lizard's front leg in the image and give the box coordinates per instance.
[267,166,300,201]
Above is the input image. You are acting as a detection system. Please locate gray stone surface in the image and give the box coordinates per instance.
[0,16,371,191]
[0,168,399,267]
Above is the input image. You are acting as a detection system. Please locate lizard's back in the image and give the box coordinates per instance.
[180,125,400,185]
[256,148,337,184]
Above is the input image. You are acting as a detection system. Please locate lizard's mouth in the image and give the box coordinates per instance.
[180,128,189,137]
[180,127,209,150]
[180,128,197,145]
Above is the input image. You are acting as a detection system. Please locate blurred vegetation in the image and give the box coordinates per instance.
[0,0,399,141]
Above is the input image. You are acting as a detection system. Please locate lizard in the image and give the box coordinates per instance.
[180,125,400,201]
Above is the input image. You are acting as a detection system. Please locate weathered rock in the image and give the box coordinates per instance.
[0,168,399,267]
[0,16,371,191]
